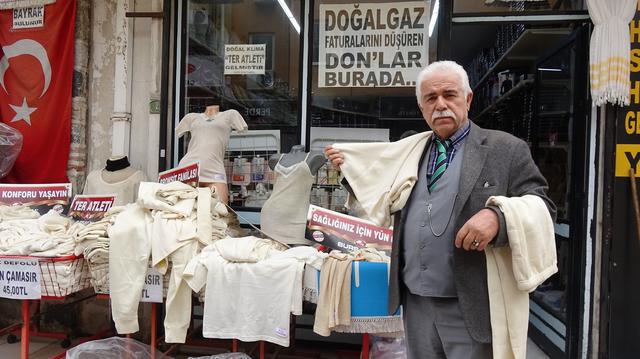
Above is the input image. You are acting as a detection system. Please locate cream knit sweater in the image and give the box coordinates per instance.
[485,195,557,359]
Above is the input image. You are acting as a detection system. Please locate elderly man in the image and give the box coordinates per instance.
[325,61,555,358]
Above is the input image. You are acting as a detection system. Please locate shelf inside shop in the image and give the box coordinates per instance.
[473,79,534,121]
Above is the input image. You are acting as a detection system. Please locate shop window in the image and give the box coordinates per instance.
[181,0,302,208]
[454,0,586,15]
[309,0,438,137]
[308,0,437,212]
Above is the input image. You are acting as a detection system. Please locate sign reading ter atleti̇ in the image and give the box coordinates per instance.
[224,44,266,75]
[306,205,393,253]
[158,162,199,186]
[0,258,41,300]
[318,1,429,88]
[68,195,115,222]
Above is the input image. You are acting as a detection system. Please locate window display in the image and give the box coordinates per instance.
[182,0,303,210]
[176,106,249,203]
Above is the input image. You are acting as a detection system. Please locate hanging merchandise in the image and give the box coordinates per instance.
[251,156,265,182]
[224,158,232,183]
[331,187,348,212]
[586,0,637,106]
[314,249,401,336]
[108,182,228,344]
[327,166,340,185]
[231,157,250,186]
[184,237,327,347]
[310,187,329,208]
[0,0,76,183]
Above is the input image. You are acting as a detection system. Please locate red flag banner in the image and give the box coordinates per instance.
[0,1,76,183]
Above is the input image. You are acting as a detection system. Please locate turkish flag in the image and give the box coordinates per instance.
[0,1,75,183]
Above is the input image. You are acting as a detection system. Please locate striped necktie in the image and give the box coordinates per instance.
[428,138,451,192]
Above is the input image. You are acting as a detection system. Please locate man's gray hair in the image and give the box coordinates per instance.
[415,61,472,105]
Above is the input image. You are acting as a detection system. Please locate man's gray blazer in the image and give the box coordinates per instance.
[388,121,556,343]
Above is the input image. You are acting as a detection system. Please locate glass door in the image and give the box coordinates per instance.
[529,25,590,359]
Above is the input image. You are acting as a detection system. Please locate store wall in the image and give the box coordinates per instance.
[86,0,116,177]
[606,8,640,357]
[81,0,162,337]
[129,0,162,180]
[87,0,162,183]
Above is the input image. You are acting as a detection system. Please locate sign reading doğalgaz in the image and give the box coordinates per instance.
[224,44,266,75]
[0,258,41,300]
[318,1,429,88]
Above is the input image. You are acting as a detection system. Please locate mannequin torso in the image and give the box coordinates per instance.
[102,156,138,183]
[262,145,320,245]
[268,145,326,175]
[176,107,249,204]
[83,156,147,205]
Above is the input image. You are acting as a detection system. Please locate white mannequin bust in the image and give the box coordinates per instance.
[101,156,137,183]
[83,155,147,205]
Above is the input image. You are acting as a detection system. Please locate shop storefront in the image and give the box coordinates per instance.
[168,1,595,357]
[4,0,638,357]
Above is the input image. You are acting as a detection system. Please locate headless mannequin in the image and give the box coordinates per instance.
[268,145,326,175]
[204,105,220,118]
[262,145,325,245]
[84,155,146,205]
[102,156,137,183]
[199,104,228,203]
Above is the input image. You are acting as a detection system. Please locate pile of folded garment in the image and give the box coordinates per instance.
[75,206,125,292]
[0,208,84,256]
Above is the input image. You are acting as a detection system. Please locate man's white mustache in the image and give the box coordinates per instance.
[432,110,456,121]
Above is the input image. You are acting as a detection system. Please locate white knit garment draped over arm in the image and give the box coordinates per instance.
[587,0,637,106]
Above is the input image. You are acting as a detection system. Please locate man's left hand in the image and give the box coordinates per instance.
[455,209,499,251]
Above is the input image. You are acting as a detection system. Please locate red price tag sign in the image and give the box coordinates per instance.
[158,162,199,187]
[68,195,116,222]
[0,183,72,215]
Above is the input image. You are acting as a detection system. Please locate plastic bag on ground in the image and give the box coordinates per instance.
[188,354,252,359]
[65,336,172,359]
[0,123,22,179]
[369,334,407,359]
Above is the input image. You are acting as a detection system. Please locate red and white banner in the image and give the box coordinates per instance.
[68,195,115,222]
[158,162,200,187]
[0,0,76,183]
[306,205,394,253]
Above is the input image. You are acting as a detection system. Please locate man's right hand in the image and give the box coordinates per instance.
[324,145,344,170]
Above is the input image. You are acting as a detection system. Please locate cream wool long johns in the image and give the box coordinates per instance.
[333,131,431,227]
[484,195,557,359]
[108,182,220,343]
